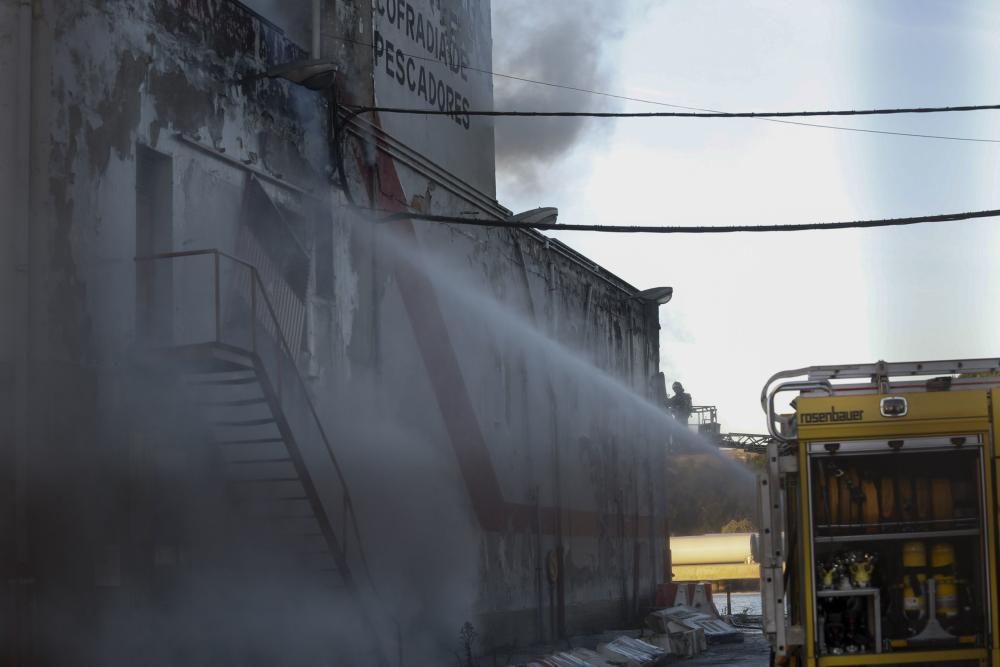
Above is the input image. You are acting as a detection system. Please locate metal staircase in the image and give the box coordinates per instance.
[137,249,389,665]
[177,344,350,584]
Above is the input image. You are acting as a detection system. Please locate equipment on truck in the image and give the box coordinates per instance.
[757,358,1000,666]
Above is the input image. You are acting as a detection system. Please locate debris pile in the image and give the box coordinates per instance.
[512,637,668,667]
[508,603,747,665]
[598,637,670,665]
[508,583,749,665]
[647,606,741,647]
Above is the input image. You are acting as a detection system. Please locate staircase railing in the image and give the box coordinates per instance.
[135,249,387,658]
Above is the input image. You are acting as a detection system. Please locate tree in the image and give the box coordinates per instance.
[720,517,755,533]
[665,452,758,535]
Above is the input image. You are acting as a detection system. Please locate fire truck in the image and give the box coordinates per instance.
[758,359,1000,666]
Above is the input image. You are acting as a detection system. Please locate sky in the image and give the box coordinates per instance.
[493,1,1000,433]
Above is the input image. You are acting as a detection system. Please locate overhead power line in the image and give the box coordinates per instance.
[734,118,1000,143]
[379,208,1000,234]
[350,103,1000,120]
[326,34,1000,143]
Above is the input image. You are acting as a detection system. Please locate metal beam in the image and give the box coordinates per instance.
[719,433,772,451]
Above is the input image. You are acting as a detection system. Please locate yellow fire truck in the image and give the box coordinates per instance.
[758,359,1000,666]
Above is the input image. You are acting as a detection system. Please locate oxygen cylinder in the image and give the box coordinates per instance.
[935,577,959,619]
[903,540,927,568]
[931,542,954,568]
[903,576,926,619]
[932,542,959,620]
[902,541,927,621]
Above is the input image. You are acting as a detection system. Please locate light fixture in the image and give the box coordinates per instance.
[879,396,908,417]
[628,286,673,305]
[506,207,559,226]
[265,59,338,90]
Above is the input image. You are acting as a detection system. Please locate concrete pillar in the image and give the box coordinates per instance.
[3,0,37,659]
[321,0,373,106]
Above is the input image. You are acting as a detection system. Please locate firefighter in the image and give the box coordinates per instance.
[667,381,692,424]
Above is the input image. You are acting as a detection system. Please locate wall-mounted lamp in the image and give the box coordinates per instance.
[628,286,673,305]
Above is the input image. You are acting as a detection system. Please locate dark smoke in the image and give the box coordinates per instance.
[492,1,635,189]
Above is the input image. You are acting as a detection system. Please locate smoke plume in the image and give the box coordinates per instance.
[492,1,635,189]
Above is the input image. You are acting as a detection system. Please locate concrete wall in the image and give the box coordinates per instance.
[4,0,668,662]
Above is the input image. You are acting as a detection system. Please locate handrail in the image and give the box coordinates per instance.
[136,248,256,271]
[135,249,376,587]
[759,366,817,414]
[765,380,833,442]
[759,357,1000,412]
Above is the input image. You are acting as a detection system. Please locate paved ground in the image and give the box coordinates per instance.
[679,633,771,666]
[498,630,771,666]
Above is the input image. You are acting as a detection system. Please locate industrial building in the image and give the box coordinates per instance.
[0,0,669,663]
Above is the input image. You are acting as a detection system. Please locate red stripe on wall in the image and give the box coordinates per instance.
[358,118,662,539]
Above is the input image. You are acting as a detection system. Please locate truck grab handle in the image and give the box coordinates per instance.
[765,380,833,442]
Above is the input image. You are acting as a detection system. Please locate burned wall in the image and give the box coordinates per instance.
[323,63,666,650]
[11,0,341,662]
[10,0,668,662]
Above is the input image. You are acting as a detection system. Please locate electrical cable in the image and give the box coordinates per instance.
[328,86,356,206]
[375,207,1000,234]
[325,43,1000,232]
[325,34,1000,142]
[348,103,1000,120]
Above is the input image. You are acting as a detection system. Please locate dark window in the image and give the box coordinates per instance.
[135,145,174,344]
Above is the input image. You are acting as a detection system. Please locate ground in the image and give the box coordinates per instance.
[496,630,771,666]
[680,633,771,666]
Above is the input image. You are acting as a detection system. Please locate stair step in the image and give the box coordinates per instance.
[216,437,285,446]
[168,346,254,373]
[204,397,268,407]
[221,444,287,466]
[228,457,293,465]
[192,376,258,386]
[171,345,367,625]
[261,516,322,535]
[212,417,276,427]
[228,459,297,479]
[229,480,305,499]
[243,497,313,513]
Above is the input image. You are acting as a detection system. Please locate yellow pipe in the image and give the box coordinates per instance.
[669,533,756,566]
